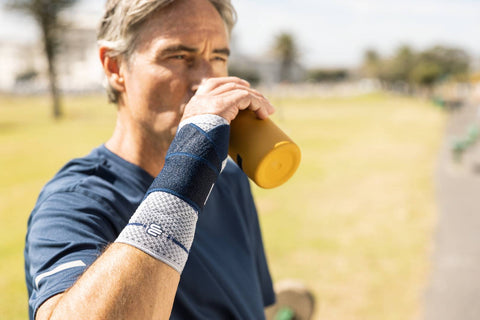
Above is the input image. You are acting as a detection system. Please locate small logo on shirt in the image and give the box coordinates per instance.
[146,224,164,237]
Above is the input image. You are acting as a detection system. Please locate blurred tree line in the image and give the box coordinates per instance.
[361,45,471,92]
[262,34,472,94]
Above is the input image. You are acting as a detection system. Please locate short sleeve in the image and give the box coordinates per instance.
[25,190,120,319]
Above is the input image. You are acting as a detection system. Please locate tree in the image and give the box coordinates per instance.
[408,46,470,90]
[387,45,415,83]
[410,62,442,88]
[6,0,78,119]
[361,49,381,78]
[418,46,470,82]
[360,45,471,92]
[272,32,299,83]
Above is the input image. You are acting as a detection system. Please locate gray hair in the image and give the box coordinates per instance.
[98,0,237,104]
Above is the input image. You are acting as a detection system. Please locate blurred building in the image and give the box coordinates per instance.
[0,18,103,94]
[229,52,307,86]
[0,41,42,92]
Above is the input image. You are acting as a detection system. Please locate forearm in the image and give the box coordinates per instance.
[42,244,179,320]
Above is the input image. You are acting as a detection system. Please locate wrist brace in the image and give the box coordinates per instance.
[116,114,229,273]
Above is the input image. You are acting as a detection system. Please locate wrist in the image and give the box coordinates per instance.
[116,115,230,273]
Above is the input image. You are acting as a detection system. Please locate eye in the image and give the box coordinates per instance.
[171,55,186,60]
[212,56,227,62]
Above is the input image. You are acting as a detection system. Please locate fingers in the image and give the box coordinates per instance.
[215,88,275,121]
[205,80,275,118]
[184,77,275,123]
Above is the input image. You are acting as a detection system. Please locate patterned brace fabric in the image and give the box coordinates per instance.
[116,115,229,272]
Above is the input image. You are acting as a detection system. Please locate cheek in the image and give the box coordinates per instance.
[126,69,173,103]
[165,73,192,104]
[123,60,193,112]
[214,63,228,77]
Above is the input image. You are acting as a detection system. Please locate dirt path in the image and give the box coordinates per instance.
[424,100,480,319]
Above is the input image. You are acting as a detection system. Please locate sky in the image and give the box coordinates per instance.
[0,0,479,68]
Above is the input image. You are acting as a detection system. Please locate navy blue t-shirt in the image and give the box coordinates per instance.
[24,145,275,319]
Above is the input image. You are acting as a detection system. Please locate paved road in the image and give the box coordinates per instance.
[424,100,480,320]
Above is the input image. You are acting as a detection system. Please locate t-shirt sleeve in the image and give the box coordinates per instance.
[25,189,119,318]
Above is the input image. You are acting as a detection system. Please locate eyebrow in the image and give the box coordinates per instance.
[160,45,230,56]
[213,48,231,56]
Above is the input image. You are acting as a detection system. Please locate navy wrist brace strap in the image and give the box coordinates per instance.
[116,114,230,273]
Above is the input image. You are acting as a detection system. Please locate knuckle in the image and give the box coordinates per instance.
[238,89,250,97]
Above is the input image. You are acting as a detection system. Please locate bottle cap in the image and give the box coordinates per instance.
[229,111,301,189]
[254,140,301,188]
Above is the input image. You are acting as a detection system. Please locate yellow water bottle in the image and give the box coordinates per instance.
[229,110,301,189]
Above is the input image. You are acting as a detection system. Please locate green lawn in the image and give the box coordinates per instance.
[0,92,445,319]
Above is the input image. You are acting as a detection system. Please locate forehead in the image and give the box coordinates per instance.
[135,0,229,51]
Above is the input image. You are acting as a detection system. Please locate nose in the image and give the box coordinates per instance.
[190,58,215,93]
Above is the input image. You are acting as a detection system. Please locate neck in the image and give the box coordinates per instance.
[106,116,172,178]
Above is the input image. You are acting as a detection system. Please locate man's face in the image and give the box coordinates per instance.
[119,0,230,141]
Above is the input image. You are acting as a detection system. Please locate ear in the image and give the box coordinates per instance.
[99,46,125,93]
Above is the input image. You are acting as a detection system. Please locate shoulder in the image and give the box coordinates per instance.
[29,146,151,238]
[39,147,111,197]
[37,146,150,214]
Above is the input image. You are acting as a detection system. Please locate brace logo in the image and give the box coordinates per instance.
[146,224,164,237]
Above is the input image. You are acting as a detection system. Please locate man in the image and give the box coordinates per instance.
[24,0,276,319]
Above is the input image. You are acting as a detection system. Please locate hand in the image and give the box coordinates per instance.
[181,77,275,123]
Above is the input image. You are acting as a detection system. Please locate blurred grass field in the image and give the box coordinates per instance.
[0,92,445,319]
